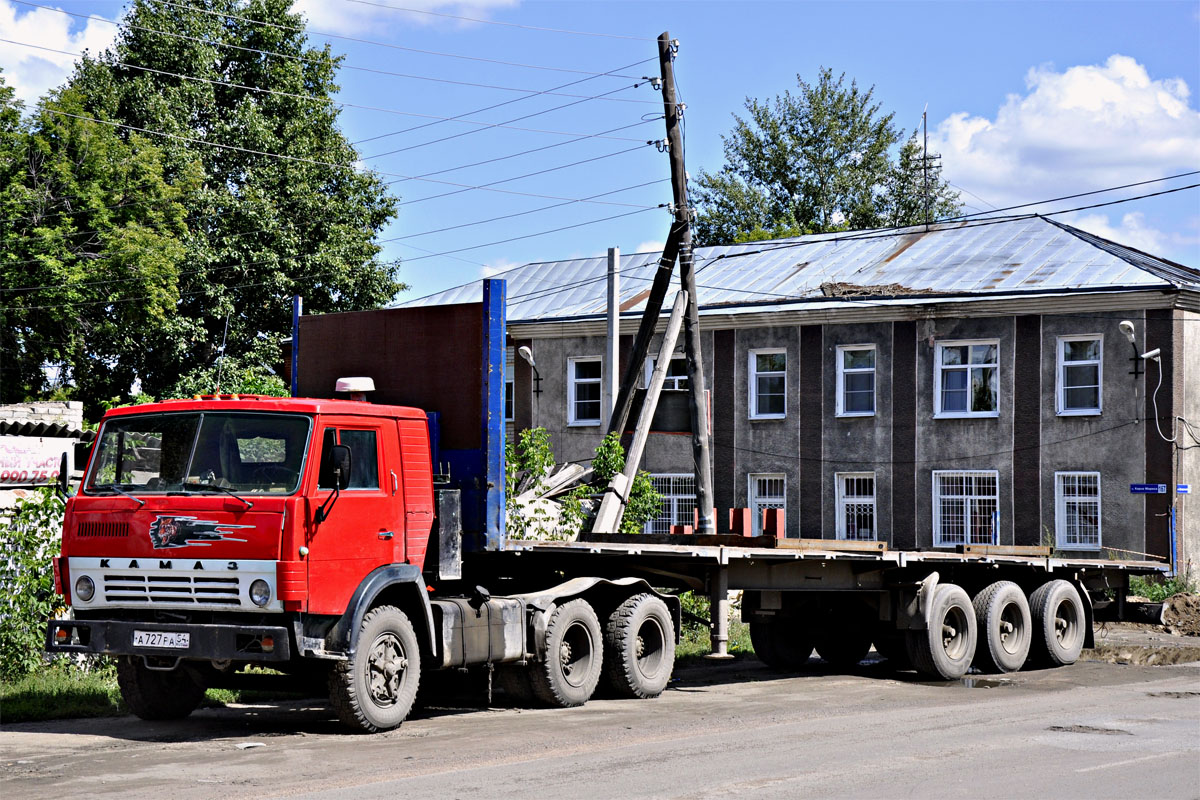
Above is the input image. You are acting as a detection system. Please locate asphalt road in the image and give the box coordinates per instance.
[2,657,1198,800]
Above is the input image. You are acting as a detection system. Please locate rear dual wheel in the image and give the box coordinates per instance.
[972,581,1032,673]
[906,583,977,680]
[750,619,814,670]
[602,593,675,699]
[529,599,603,708]
[1030,580,1086,666]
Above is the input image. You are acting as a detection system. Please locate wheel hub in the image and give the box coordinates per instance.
[367,633,407,705]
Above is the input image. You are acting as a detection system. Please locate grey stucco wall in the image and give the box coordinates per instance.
[1038,313,1146,557]
[913,317,1016,549]
[1177,309,1198,578]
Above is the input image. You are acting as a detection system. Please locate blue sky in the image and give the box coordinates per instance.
[2,0,1198,302]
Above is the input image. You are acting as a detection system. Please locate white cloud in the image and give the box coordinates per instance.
[1064,211,1168,254]
[293,0,518,37]
[0,1,118,106]
[634,240,665,254]
[931,55,1200,213]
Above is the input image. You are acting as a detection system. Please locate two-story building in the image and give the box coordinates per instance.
[401,217,1200,575]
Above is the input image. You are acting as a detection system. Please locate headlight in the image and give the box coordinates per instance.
[75,575,95,602]
[249,579,272,607]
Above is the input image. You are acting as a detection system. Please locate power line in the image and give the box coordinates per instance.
[344,0,656,41]
[11,1,649,78]
[37,108,660,209]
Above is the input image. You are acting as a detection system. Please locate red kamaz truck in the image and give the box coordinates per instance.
[46,281,1166,732]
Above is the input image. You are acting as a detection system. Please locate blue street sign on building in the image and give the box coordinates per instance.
[1179,484,1191,494]
[1130,484,1168,494]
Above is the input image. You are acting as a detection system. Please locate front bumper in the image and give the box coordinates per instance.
[46,619,291,662]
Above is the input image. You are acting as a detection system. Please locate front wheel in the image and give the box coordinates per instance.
[329,605,421,732]
[906,583,977,680]
[529,599,603,708]
[117,656,206,720]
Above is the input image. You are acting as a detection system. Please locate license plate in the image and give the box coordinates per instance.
[133,630,190,649]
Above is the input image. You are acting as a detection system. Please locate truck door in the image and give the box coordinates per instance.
[306,418,405,615]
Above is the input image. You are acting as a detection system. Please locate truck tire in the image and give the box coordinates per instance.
[872,632,912,670]
[749,620,814,670]
[1029,580,1085,666]
[972,581,1031,673]
[328,605,421,732]
[116,656,206,720]
[529,599,603,708]
[814,628,872,669]
[602,593,675,699]
[905,583,977,680]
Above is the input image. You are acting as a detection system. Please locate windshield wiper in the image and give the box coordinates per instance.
[184,483,254,510]
[93,483,145,509]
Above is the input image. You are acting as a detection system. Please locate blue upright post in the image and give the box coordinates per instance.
[481,279,507,549]
[290,294,302,397]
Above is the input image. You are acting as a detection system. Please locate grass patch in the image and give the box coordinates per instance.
[1130,575,1196,602]
[676,619,755,661]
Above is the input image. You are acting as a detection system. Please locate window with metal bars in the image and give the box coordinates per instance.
[932,470,999,546]
[749,473,786,536]
[836,472,876,540]
[646,474,696,534]
[1055,472,1101,549]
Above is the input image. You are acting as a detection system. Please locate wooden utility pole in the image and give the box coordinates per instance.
[658,32,715,534]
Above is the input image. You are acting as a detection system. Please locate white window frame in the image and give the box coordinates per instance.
[643,353,689,391]
[645,474,696,534]
[1055,471,1102,550]
[748,348,787,420]
[932,469,1000,547]
[1056,335,1103,416]
[835,344,876,417]
[748,473,786,536]
[567,356,602,426]
[934,339,1001,419]
[835,472,877,541]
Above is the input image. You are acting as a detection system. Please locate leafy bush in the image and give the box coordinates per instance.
[1129,574,1196,602]
[0,488,65,681]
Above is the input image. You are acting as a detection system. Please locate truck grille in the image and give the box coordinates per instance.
[78,522,129,538]
[102,574,241,605]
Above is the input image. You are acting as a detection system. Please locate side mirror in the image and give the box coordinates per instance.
[57,452,69,498]
[330,444,352,490]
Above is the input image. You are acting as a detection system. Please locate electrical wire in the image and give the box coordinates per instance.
[344,0,656,40]
[10,0,650,78]
[35,108,660,208]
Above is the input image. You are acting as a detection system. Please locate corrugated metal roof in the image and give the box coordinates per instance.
[395,217,1199,322]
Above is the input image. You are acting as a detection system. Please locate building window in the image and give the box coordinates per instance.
[836,345,876,416]
[932,470,999,546]
[1057,336,1102,415]
[646,474,696,534]
[505,378,514,422]
[1055,472,1101,549]
[749,473,786,536]
[644,355,689,391]
[935,340,999,418]
[749,349,786,419]
[568,357,602,425]
[835,472,876,540]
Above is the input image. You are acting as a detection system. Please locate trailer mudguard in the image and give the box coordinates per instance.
[330,564,437,656]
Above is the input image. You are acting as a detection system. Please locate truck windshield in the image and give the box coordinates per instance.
[85,412,312,495]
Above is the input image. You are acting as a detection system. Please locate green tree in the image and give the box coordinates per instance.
[1,74,195,410]
[3,0,402,414]
[692,68,960,245]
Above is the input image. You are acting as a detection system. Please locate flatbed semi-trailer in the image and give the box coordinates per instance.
[44,281,1167,732]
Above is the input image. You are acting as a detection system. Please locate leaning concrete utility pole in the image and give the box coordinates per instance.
[658,32,715,534]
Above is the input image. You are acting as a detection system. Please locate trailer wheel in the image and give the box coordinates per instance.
[602,593,675,699]
[905,584,977,680]
[328,605,421,732]
[972,581,1032,673]
[1029,580,1085,666]
[116,656,206,720]
[872,632,912,670]
[814,628,872,668]
[749,620,814,670]
[529,599,603,708]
